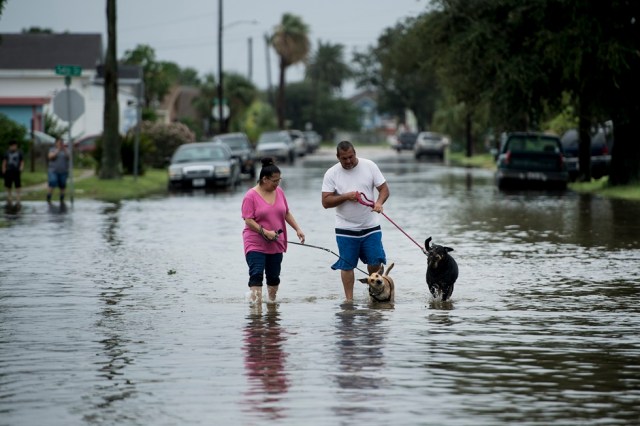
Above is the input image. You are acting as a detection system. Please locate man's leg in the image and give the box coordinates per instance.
[341,269,355,301]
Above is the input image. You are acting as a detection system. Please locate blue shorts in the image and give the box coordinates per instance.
[331,226,386,271]
[48,171,68,189]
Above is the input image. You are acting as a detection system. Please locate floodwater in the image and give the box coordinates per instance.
[1,150,639,426]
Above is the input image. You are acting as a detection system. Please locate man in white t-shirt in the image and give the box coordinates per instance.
[321,141,390,302]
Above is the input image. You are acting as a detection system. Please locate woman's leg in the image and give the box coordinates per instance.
[264,253,283,303]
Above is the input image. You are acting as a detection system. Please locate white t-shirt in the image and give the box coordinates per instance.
[322,158,386,230]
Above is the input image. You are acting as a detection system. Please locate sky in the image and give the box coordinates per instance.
[0,0,429,96]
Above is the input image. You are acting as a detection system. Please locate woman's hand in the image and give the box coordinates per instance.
[296,229,305,244]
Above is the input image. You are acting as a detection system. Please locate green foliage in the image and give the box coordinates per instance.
[0,113,28,154]
[43,112,68,139]
[306,41,352,90]
[284,81,360,138]
[122,45,174,107]
[140,121,195,168]
[120,131,155,175]
[243,100,278,143]
[224,72,259,133]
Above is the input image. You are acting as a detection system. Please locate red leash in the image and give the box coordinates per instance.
[356,192,426,255]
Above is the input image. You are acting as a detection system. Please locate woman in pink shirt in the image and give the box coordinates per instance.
[242,157,305,305]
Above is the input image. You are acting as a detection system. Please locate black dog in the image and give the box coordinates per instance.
[425,237,458,301]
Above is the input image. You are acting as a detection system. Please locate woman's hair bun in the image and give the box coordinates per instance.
[261,157,275,167]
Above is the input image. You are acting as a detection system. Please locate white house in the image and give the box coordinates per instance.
[0,33,138,141]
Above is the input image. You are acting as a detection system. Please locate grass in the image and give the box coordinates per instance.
[569,177,640,201]
[448,151,497,169]
[18,168,168,203]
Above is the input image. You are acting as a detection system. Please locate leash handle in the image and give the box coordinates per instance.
[357,192,426,255]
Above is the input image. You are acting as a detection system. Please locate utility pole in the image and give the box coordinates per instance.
[264,33,274,107]
[248,37,253,81]
[217,0,225,134]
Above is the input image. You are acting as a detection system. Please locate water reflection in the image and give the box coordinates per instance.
[332,303,390,417]
[243,304,289,420]
[101,203,122,247]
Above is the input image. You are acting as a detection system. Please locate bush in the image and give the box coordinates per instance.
[121,131,155,175]
[140,121,195,168]
[0,113,28,154]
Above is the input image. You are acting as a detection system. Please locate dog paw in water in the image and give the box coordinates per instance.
[425,237,458,301]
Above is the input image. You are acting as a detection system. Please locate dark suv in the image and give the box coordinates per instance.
[211,132,256,178]
[560,128,612,181]
[393,132,418,152]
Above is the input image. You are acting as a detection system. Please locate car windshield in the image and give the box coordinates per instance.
[173,146,226,163]
[259,133,285,143]
[507,136,559,153]
[219,137,247,149]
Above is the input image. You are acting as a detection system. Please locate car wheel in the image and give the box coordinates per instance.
[289,152,295,164]
[249,166,256,179]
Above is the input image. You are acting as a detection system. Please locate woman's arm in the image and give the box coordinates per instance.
[285,211,305,243]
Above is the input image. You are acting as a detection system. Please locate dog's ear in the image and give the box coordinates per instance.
[377,264,384,274]
[425,237,432,249]
[358,277,369,284]
[445,246,454,252]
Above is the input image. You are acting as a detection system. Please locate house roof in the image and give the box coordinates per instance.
[0,33,103,70]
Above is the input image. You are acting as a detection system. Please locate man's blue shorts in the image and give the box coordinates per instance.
[331,226,386,271]
[48,171,68,189]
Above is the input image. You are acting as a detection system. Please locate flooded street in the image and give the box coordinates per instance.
[2,149,640,425]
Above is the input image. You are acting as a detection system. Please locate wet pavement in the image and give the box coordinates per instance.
[1,148,639,425]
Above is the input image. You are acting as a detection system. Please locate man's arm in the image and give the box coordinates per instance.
[372,182,390,213]
[322,191,359,209]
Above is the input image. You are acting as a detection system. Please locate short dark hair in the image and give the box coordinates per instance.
[9,139,18,146]
[258,157,281,182]
[336,140,355,154]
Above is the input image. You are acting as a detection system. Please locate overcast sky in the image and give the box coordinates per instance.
[1,0,428,95]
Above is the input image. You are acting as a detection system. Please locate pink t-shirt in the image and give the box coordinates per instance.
[241,186,289,255]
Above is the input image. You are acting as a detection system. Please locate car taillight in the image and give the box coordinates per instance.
[504,151,511,165]
[601,144,609,155]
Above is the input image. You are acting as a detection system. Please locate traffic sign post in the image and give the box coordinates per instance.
[54,64,83,205]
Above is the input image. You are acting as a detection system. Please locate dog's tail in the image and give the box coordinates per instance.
[385,262,395,275]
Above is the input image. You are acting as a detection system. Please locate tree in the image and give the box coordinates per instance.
[352,19,441,132]
[121,45,173,109]
[306,41,352,91]
[270,13,310,129]
[223,72,258,133]
[306,41,352,127]
[100,0,121,179]
[284,80,360,139]
[428,0,639,183]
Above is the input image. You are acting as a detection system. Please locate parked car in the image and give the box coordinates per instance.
[74,133,100,154]
[167,141,240,190]
[414,131,450,160]
[255,131,296,164]
[391,131,418,152]
[560,128,612,181]
[495,132,568,190]
[211,132,255,178]
[304,130,321,153]
[287,129,308,157]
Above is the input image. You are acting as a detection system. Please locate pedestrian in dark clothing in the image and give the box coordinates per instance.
[2,140,25,206]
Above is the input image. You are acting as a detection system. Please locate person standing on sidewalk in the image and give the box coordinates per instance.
[47,138,70,204]
[2,140,25,206]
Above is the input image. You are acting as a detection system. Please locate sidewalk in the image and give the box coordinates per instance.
[1,169,94,201]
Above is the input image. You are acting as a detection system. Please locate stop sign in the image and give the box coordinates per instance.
[53,89,85,122]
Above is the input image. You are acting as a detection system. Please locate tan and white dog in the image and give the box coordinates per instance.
[358,263,395,303]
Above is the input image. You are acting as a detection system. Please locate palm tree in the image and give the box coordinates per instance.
[270,13,310,129]
[306,41,352,127]
[101,0,121,179]
[306,41,352,91]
